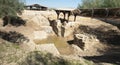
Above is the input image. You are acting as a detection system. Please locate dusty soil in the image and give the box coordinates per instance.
[0,10,120,65]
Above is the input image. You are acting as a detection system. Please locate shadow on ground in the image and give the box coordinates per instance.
[69,24,120,64]
[97,18,120,29]
[83,53,120,64]
[76,25,120,45]
[2,16,26,27]
[0,31,29,44]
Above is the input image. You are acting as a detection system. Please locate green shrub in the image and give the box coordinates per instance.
[78,0,120,9]
[20,51,85,65]
[0,0,24,17]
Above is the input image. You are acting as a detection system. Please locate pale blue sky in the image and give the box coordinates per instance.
[25,0,82,8]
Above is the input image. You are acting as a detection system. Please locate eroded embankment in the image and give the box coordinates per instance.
[0,10,120,65]
[70,22,120,64]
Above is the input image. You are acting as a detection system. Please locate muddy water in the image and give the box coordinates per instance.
[34,36,74,55]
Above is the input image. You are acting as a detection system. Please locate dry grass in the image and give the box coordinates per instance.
[34,36,74,55]
[20,51,94,65]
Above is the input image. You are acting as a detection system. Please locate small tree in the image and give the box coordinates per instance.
[0,0,24,17]
[78,0,120,9]
[0,0,25,27]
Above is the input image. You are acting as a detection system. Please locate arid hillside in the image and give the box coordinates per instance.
[0,10,120,65]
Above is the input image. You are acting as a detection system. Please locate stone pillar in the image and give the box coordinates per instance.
[61,22,66,37]
[63,11,66,20]
[55,10,60,19]
[56,12,60,19]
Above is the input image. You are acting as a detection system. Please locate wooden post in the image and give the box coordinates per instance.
[67,12,70,21]
[105,8,109,21]
[91,8,94,18]
[30,6,32,10]
[74,14,77,21]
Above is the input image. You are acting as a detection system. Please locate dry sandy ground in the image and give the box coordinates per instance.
[0,10,119,53]
[0,10,120,65]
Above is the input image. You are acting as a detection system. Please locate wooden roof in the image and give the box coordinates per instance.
[25,4,47,8]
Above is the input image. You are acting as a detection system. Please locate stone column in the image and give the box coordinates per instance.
[63,11,66,20]
[56,12,60,19]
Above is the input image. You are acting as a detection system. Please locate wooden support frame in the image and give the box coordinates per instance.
[55,8,120,22]
[55,9,75,21]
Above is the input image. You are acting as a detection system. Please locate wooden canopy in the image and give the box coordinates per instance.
[25,4,48,11]
[54,8,120,21]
